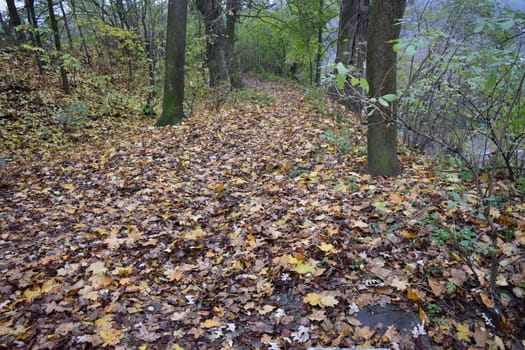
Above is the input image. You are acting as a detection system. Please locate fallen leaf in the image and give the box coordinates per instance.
[456,323,471,341]
[200,319,221,328]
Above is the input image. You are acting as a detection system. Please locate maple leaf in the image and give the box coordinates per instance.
[303,292,323,307]
[456,323,471,341]
[317,242,336,253]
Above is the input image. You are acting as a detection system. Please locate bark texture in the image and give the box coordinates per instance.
[155,0,188,126]
[366,0,406,176]
[196,0,229,88]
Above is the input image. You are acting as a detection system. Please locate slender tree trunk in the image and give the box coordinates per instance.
[366,0,406,176]
[69,0,92,66]
[142,0,157,113]
[225,0,243,89]
[0,12,13,42]
[314,0,324,86]
[6,0,25,43]
[59,0,74,50]
[196,0,229,87]
[155,0,188,126]
[25,0,44,74]
[47,0,71,94]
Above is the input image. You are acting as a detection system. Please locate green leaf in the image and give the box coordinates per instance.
[359,78,369,93]
[378,98,389,107]
[484,70,498,92]
[382,94,397,102]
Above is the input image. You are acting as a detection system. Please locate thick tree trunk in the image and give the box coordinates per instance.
[155,0,188,126]
[225,0,243,89]
[196,0,229,88]
[6,0,25,43]
[47,0,71,94]
[366,0,406,176]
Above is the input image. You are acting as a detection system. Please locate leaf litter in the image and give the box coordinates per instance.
[1,51,524,349]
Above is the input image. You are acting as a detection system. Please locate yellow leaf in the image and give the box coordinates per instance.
[390,277,408,291]
[173,344,184,350]
[320,294,339,307]
[258,304,275,315]
[95,314,114,330]
[303,293,323,307]
[139,345,147,350]
[24,286,42,302]
[41,278,61,294]
[292,262,316,275]
[200,319,220,328]
[318,243,335,253]
[100,327,122,346]
[456,323,471,341]
[127,225,142,241]
[184,228,207,240]
[61,183,75,191]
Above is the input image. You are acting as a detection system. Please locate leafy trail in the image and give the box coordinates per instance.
[1,54,524,349]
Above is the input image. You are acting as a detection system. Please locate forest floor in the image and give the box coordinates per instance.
[0,47,524,350]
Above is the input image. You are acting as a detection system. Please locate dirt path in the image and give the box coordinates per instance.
[1,80,523,349]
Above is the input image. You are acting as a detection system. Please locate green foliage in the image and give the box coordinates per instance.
[237,0,338,84]
[397,1,525,180]
[320,128,352,154]
[426,303,443,321]
[55,103,91,132]
[432,225,489,257]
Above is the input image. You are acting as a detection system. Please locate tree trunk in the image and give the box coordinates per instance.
[6,0,25,43]
[335,0,369,112]
[225,0,243,89]
[314,0,324,86]
[155,0,188,126]
[196,0,229,88]
[69,0,92,66]
[366,0,406,176]
[25,0,44,74]
[47,0,71,94]
[59,0,74,50]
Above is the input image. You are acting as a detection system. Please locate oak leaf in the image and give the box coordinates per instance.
[456,323,471,341]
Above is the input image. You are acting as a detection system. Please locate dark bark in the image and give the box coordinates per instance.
[6,0,25,43]
[225,0,243,88]
[141,0,157,110]
[59,0,74,50]
[335,0,370,112]
[336,0,369,70]
[47,0,71,94]
[155,0,188,126]
[196,0,229,87]
[25,0,44,74]
[366,0,406,176]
